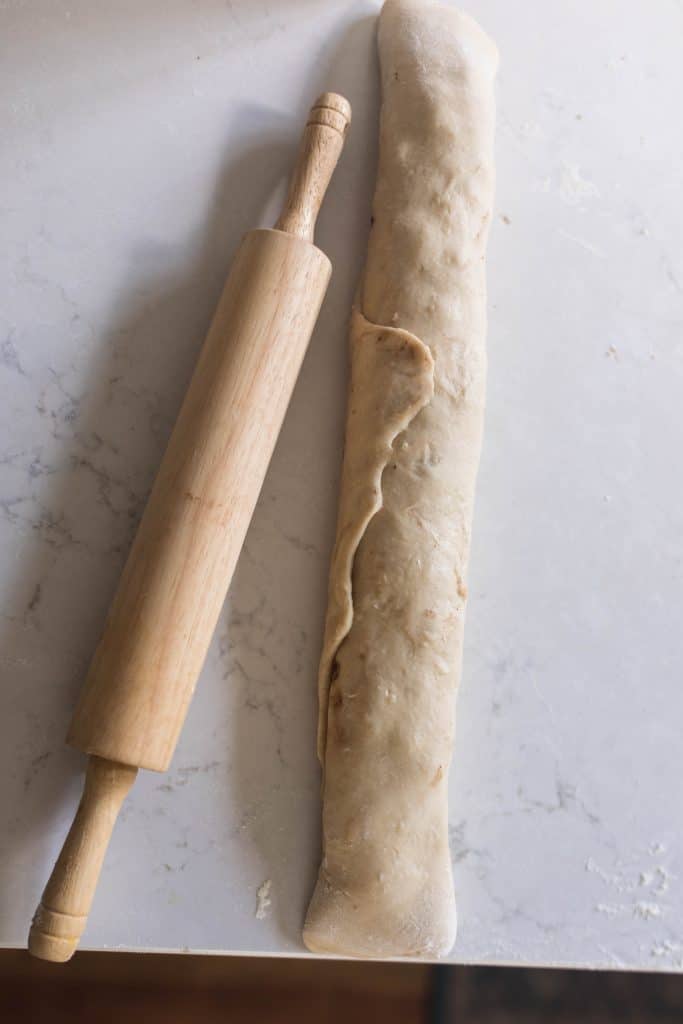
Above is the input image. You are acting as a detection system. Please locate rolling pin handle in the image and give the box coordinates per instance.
[28,756,137,962]
[275,92,351,243]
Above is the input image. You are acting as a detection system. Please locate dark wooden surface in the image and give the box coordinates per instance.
[449,965,683,1023]
[0,950,432,1023]
[2,949,683,1022]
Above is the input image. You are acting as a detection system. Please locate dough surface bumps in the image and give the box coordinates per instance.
[304,0,498,958]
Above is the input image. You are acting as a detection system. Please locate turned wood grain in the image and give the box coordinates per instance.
[28,93,350,962]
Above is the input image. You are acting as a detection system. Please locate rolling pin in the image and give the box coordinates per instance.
[28,92,351,962]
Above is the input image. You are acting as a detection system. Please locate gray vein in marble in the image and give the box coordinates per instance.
[1,332,27,376]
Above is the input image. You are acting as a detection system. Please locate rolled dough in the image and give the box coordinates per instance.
[304,0,497,958]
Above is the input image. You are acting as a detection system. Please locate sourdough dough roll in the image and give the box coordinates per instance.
[304,0,497,958]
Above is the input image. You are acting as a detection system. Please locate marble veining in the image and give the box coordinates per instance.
[1,0,682,968]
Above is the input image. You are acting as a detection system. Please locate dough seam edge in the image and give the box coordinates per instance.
[317,309,436,761]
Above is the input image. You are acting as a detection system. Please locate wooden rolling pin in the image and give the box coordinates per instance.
[28,92,351,962]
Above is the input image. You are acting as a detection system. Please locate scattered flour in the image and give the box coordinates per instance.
[586,857,632,892]
[595,903,623,917]
[651,940,683,967]
[559,162,600,205]
[255,879,272,920]
[655,866,673,894]
[587,851,673,924]
[634,901,662,920]
[595,901,663,920]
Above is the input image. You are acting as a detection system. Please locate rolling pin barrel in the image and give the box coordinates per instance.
[67,226,331,771]
[29,92,351,961]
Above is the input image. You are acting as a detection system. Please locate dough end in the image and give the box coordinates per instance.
[303,875,457,959]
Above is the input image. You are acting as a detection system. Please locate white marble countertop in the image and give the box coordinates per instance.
[2,0,683,969]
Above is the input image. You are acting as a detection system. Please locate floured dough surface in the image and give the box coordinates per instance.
[304,0,497,958]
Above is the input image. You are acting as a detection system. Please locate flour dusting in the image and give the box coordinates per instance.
[651,940,683,968]
[654,866,673,894]
[255,879,272,920]
[634,901,662,920]
[595,902,622,917]
[559,162,600,205]
[587,850,674,926]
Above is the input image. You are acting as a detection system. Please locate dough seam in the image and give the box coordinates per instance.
[316,309,435,759]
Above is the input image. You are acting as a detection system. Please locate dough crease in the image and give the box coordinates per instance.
[317,308,435,759]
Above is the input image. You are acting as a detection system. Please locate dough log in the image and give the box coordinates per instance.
[304,0,497,958]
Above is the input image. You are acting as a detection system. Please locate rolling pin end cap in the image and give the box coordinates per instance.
[28,927,78,962]
[309,93,352,135]
[28,904,84,962]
